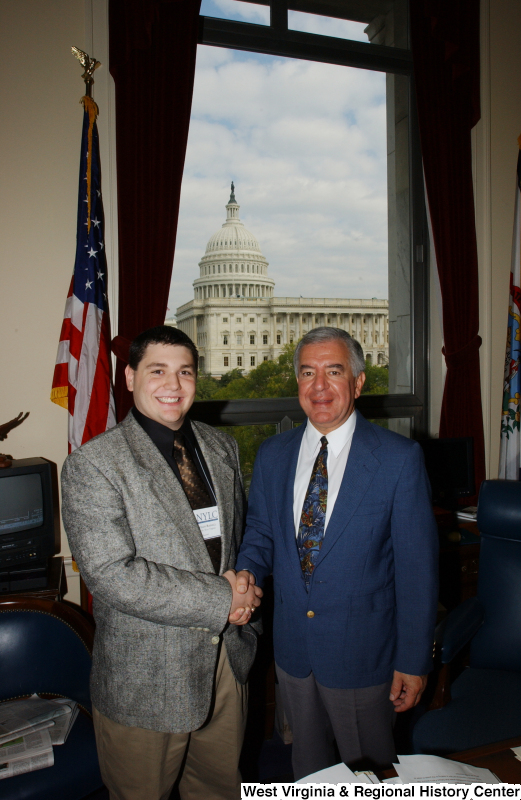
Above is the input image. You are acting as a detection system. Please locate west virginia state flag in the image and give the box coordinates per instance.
[499,135,521,480]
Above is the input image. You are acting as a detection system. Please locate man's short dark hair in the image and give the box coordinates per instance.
[128,326,199,373]
[293,327,365,377]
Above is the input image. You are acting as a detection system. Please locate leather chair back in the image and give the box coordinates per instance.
[471,479,521,671]
[0,598,94,711]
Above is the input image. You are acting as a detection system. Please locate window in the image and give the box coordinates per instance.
[223,335,228,345]
[222,317,228,322]
[263,356,268,362]
[251,356,256,367]
[263,317,267,323]
[236,334,242,345]
[250,335,255,345]
[237,356,242,367]
[250,317,255,323]
[236,317,241,323]
[263,334,268,344]
[224,356,229,366]
[186,1,427,444]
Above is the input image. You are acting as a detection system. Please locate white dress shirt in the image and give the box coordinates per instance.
[293,412,357,536]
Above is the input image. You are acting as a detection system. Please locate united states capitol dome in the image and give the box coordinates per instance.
[193,183,275,300]
[205,186,262,254]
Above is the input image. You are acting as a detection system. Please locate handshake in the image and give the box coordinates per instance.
[223,569,262,626]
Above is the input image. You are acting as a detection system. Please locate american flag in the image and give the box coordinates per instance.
[51,97,116,452]
[499,135,521,480]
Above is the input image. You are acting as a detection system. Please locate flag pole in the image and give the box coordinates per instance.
[51,48,116,612]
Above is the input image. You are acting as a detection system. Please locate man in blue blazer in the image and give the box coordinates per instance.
[235,327,438,779]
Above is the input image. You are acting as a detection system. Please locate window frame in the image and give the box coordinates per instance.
[190,0,429,438]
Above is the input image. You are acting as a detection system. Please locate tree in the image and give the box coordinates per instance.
[361,362,388,395]
[212,343,298,401]
[194,374,220,401]
[194,346,390,473]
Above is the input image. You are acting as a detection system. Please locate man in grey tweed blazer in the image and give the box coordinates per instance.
[61,326,261,800]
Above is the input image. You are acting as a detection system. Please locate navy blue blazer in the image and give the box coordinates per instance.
[236,411,439,689]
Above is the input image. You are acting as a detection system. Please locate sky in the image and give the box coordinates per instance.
[167,0,388,315]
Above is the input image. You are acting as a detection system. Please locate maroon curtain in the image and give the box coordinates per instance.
[109,0,201,421]
[411,0,485,500]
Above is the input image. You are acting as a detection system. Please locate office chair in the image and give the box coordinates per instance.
[0,596,105,800]
[412,479,521,755]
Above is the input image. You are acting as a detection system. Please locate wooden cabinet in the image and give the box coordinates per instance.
[438,522,480,610]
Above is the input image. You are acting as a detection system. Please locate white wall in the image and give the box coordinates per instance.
[0,0,87,602]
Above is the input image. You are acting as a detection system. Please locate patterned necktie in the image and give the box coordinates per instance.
[172,432,221,574]
[297,436,328,587]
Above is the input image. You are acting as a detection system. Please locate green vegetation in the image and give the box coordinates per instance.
[195,344,389,474]
[362,361,389,395]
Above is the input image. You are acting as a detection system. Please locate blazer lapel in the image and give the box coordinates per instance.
[191,421,237,574]
[314,412,381,566]
[274,424,307,572]
[121,414,212,568]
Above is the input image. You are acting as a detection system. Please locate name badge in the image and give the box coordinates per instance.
[194,506,221,540]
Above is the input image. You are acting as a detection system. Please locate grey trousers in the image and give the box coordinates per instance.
[276,664,396,781]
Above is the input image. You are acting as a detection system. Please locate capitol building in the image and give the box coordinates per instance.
[175,186,389,377]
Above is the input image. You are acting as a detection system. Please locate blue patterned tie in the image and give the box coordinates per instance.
[297,436,328,588]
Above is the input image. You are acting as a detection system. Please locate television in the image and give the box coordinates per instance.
[419,437,475,507]
[0,458,59,590]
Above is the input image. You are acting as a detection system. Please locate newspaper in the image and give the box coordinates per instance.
[0,750,54,780]
[0,695,79,781]
[0,695,72,738]
[0,729,52,764]
[0,720,54,747]
[48,704,78,745]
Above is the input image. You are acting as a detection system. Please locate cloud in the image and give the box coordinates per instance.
[168,46,389,314]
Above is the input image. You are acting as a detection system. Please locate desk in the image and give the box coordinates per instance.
[449,737,521,784]
[381,738,521,783]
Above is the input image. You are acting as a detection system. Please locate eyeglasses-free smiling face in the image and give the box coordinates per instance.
[125,343,197,430]
[297,340,366,435]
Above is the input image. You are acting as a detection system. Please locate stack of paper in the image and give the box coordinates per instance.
[511,745,521,763]
[296,763,379,784]
[0,695,79,781]
[298,754,500,785]
[393,754,500,784]
[456,506,478,522]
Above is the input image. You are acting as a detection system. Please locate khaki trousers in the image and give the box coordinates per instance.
[93,646,247,800]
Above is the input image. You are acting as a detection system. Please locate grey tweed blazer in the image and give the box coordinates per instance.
[61,411,257,733]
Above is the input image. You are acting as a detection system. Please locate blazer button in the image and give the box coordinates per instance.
[211,636,220,645]
[307,610,315,618]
